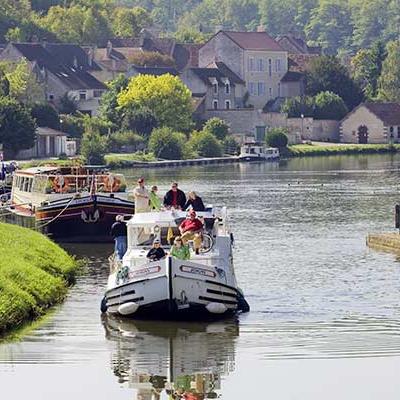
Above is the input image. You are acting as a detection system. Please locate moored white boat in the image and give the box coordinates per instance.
[239,141,279,162]
[102,208,249,319]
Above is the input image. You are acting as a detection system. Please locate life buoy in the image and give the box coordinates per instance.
[53,175,67,193]
[104,174,120,192]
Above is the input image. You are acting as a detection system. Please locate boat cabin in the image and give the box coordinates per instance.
[239,141,279,160]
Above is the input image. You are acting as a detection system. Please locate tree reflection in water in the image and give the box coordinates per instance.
[102,315,239,400]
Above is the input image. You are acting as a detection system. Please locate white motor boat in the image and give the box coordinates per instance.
[239,141,279,162]
[102,208,249,319]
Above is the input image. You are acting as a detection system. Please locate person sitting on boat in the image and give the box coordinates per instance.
[179,210,203,255]
[170,236,190,260]
[146,238,166,261]
[164,182,186,210]
[149,185,162,211]
[133,177,150,213]
[110,215,127,261]
[184,191,205,212]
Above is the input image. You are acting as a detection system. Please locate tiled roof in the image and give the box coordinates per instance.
[12,43,106,90]
[220,31,284,51]
[364,103,400,125]
[288,54,318,72]
[281,71,304,82]
[190,63,244,86]
[131,66,179,76]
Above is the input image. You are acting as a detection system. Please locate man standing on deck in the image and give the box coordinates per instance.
[164,182,186,209]
[111,215,127,260]
[133,177,150,213]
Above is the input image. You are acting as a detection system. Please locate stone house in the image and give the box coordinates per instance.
[340,103,400,144]
[199,30,302,109]
[0,43,107,116]
[276,33,322,55]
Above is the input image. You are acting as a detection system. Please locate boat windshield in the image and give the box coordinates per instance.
[128,226,181,248]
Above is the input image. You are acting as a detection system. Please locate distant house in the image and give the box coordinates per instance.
[16,127,76,160]
[181,62,246,113]
[0,42,107,116]
[340,103,400,144]
[199,29,300,109]
[276,34,321,55]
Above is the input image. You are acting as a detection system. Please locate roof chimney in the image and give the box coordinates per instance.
[257,25,265,32]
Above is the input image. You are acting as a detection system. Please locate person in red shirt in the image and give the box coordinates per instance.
[179,210,203,254]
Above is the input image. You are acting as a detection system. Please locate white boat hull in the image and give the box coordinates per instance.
[104,257,245,319]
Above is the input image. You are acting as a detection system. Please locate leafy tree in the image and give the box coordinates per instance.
[59,114,85,137]
[148,127,186,159]
[118,74,193,132]
[351,41,387,99]
[305,0,353,54]
[0,60,45,105]
[98,74,129,127]
[109,131,145,152]
[187,130,223,157]
[111,7,152,38]
[58,93,78,115]
[314,91,348,120]
[31,103,60,129]
[378,40,400,102]
[174,27,209,44]
[80,128,108,164]
[203,118,229,140]
[265,128,288,148]
[259,0,298,36]
[127,52,176,67]
[121,107,158,139]
[222,135,239,155]
[0,97,36,156]
[305,56,363,110]
[281,96,314,117]
[0,70,9,97]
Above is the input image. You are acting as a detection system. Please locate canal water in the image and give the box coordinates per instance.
[1,154,400,399]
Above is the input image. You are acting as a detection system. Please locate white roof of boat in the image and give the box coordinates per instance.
[127,210,214,227]
[17,166,59,174]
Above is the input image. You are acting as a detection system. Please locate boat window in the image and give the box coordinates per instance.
[27,178,33,192]
[32,176,50,193]
[19,177,25,191]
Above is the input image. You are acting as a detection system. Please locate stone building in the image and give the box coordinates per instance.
[199,30,302,109]
[0,43,107,116]
[340,103,400,144]
[276,33,321,55]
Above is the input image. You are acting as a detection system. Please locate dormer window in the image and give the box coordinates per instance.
[222,79,231,95]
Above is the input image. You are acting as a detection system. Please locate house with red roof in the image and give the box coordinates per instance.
[199,29,301,109]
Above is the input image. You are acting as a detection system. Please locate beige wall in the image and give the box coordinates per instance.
[312,120,340,142]
[340,106,386,143]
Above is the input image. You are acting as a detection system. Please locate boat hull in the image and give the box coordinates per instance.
[104,257,246,320]
[239,155,279,162]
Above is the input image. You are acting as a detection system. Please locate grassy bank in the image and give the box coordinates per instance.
[105,152,156,168]
[286,143,400,157]
[0,223,78,336]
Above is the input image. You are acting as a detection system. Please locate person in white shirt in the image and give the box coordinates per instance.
[133,177,150,213]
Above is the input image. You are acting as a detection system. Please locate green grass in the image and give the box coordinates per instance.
[0,222,78,337]
[105,152,157,168]
[286,143,400,157]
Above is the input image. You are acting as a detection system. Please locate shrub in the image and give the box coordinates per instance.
[31,103,60,129]
[109,131,145,152]
[121,107,158,139]
[223,135,239,155]
[188,130,223,158]
[203,118,229,140]
[58,93,78,115]
[148,127,186,160]
[59,114,85,138]
[265,128,289,148]
[127,51,176,67]
[314,91,348,120]
[80,130,108,164]
[281,96,314,118]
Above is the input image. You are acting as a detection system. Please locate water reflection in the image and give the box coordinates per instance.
[103,315,239,399]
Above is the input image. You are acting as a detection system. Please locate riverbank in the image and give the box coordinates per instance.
[0,222,78,337]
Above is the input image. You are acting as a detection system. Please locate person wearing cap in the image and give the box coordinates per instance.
[163,182,186,210]
[170,236,190,260]
[149,185,162,211]
[110,215,127,260]
[179,210,203,254]
[146,238,166,261]
[133,177,150,213]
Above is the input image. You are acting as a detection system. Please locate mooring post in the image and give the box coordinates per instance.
[395,204,400,234]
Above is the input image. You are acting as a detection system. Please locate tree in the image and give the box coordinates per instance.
[265,128,289,148]
[223,135,239,155]
[203,118,229,140]
[148,127,186,159]
[351,41,387,100]
[281,96,314,117]
[314,91,348,120]
[305,56,363,110]
[98,74,129,127]
[187,130,223,157]
[127,52,176,68]
[110,7,152,38]
[109,131,145,152]
[58,93,78,115]
[59,114,85,138]
[118,74,193,132]
[121,107,158,139]
[0,97,36,156]
[174,27,209,44]
[31,103,60,129]
[378,40,400,102]
[0,60,45,105]
[0,69,9,97]
[80,129,108,164]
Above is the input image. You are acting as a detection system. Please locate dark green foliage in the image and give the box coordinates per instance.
[314,91,348,120]
[188,130,223,158]
[0,97,36,156]
[31,103,60,129]
[58,93,78,115]
[121,107,158,139]
[203,118,229,140]
[305,56,364,110]
[281,96,314,118]
[80,129,108,164]
[109,131,145,152]
[223,135,239,155]
[59,114,85,138]
[265,128,289,148]
[148,127,186,159]
[0,70,10,97]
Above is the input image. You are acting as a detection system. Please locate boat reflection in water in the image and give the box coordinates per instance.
[102,315,239,399]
